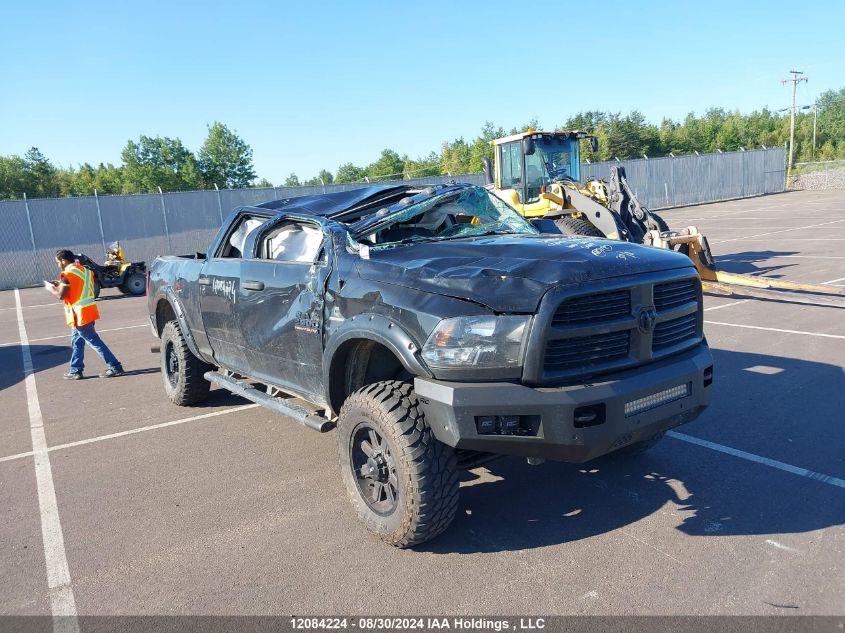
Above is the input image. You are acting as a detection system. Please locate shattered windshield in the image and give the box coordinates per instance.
[351,186,538,248]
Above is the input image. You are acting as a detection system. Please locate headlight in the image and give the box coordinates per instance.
[421,316,531,369]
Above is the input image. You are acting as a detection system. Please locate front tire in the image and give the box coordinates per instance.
[160,321,212,405]
[336,380,459,548]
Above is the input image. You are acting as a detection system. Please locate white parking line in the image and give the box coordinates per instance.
[667,431,845,490]
[823,276,845,287]
[704,321,845,340]
[14,289,79,633]
[703,300,750,312]
[710,218,845,244]
[0,302,60,312]
[0,324,148,348]
[0,404,261,464]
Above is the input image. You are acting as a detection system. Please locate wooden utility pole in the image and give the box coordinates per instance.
[782,69,808,185]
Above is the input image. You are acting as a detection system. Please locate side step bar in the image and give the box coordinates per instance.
[204,371,335,433]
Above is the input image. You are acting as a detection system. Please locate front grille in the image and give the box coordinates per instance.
[544,331,630,372]
[536,273,703,384]
[552,289,630,325]
[652,313,698,351]
[654,279,698,311]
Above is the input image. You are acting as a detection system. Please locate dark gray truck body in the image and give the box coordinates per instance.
[148,183,712,463]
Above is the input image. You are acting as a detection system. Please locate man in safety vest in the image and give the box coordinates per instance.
[47,249,125,380]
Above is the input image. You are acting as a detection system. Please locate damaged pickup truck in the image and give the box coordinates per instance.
[147,183,713,547]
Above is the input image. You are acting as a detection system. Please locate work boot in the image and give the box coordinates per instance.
[99,367,124,378]
[63,372,83,380]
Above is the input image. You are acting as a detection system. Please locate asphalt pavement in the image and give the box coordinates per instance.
[1,189,843,617]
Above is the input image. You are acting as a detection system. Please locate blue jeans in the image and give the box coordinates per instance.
[69,322,122,374]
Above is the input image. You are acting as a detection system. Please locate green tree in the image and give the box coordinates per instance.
[254,177,274,188]
[0,155,28,199]
[366,149,404,181]
[335,162,367,183]
[120,135,202,193]
[403,152,441,178]
[197,122,257,188]
[284,173,301,187]
[23,147,60,197]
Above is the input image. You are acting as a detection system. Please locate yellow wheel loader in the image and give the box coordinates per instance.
[482,130,845,307]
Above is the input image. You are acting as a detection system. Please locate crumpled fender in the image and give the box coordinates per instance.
[323,313,433,409]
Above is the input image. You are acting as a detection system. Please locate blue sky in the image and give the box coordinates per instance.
[1,0,842,182]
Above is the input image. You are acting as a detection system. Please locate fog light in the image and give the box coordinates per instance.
[624,383,691,417]
[476,415,497,434]
[499,415,520,433]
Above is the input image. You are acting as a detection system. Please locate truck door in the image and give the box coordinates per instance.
[198,213,266,374]
[237,217,330,402]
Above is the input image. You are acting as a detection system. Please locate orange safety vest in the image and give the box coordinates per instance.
[62,263,100,327]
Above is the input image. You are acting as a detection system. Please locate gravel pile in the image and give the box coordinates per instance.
[790,167,845,190]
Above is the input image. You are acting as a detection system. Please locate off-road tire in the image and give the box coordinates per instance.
[160,320,212,406]
[337,380,459,548]
[121,271,146,296]
[554,216,604,237]
[609,432,665,458]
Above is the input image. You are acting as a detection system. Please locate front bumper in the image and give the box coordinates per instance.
[414,343,713,463]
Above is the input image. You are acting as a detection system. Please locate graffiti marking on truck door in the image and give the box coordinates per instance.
[212,278,237,303]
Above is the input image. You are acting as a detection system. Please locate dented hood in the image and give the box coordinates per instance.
[354,235,693,313]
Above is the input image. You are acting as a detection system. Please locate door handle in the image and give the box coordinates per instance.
[198,277,212,286]
[243,280,265,291]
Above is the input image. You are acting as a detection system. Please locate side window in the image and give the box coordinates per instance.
[524,150,547,202]
[499,142,523,192]
[261,222,324,263]
[219,217,264,258]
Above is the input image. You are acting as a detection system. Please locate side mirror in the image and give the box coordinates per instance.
[522,136,536,156]
[590,137,599,153]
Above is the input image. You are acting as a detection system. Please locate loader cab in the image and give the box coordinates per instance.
[495,132,582,208]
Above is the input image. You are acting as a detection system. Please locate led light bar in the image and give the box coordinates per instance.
[624,383,691,417]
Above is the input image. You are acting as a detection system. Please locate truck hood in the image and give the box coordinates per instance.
[354,235,694,313]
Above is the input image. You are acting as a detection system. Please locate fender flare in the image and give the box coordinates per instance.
[323,314,433,408]
[154,289,214,364]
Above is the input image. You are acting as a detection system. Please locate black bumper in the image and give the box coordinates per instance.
[414,344,713,463]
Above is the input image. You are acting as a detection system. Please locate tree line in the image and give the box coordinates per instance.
[2,87,844,200]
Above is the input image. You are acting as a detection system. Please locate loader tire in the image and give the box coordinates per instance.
[554,216,604,237]
[160,320,212,406]
[337,380,459,548]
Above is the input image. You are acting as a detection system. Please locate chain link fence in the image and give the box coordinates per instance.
[789,160,845,190]
[0,149,784,290]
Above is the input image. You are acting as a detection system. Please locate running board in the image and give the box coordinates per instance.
[204,371,334,433]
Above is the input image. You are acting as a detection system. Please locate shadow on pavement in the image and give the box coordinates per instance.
[421,347,845,554]
[0,344,68,392]
[715,250,799,277]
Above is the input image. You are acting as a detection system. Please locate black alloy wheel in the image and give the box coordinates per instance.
[350,423,400,515]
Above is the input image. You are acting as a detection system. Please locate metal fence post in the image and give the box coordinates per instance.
[158,186,173,253]
[670,155,676,207]
[22,192,41,283]
[93,189,107,254]
[214,183,224,224]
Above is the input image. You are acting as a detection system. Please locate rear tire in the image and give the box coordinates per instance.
[554,216,604,237]
[121,271,146,296]
[160,321,212,405]
[336,380,459,548]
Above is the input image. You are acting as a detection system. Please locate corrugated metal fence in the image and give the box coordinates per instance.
[0,148,784,290]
